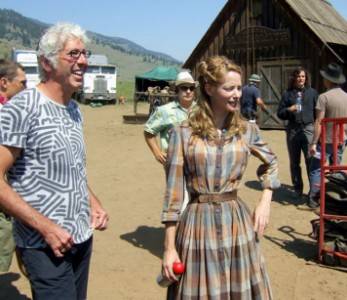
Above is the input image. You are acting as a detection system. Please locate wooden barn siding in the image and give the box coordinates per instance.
[187,0,338,92]
[189,0,240,78]
[279,0,345,91]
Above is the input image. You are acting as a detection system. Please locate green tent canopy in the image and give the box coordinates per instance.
[136,66,179,81]
[135,66,179,92]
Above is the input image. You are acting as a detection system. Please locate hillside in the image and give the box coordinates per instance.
[0,8,181,82]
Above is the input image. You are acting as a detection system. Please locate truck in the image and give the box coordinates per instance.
[77,54,117,104]
[11,49,40,89]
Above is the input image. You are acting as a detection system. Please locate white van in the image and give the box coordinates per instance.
[11,49,40,89]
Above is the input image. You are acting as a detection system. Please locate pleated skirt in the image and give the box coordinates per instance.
[167,198,273,300]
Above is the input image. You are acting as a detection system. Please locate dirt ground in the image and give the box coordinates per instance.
[1,103,347,300]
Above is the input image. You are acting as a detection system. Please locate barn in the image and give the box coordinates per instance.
[183,0,347,128]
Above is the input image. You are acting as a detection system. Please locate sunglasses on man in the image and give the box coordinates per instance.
[5,77,27,88]
[179,86,196,92]
[19,80,27,88]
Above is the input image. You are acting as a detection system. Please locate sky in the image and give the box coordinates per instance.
[1,0,346,62]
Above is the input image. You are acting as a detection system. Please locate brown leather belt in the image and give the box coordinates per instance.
[190,190,237,203]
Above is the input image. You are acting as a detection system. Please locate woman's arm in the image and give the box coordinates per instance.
[162,222,180,281]
[161,126,186,280]
[253,188,272,237]
[246,124,280,237]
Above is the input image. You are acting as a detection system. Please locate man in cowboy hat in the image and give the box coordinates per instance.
[308,63,347,208]
[240,74,267,122]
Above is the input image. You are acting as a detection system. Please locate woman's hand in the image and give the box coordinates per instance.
[162,248,181,282]
[253,189,272,237]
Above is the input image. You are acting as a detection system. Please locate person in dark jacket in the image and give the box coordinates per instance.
[277,67,318,201]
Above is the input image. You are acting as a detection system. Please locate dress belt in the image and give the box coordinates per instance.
[190,190,237,203]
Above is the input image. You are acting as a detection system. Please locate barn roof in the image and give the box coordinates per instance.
[286,0,347,45]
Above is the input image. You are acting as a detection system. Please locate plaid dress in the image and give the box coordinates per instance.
[162,122,280,300]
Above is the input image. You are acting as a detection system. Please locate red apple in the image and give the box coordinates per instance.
[172,262,185,275]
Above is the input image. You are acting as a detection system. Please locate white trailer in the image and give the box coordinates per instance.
[11,49,40,89]
[78,54,117,104]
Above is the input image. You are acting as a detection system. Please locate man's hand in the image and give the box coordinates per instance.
[144,132,166,165]
[287,104,298,113]
[91,200,109,230]
[40,221,74,257]
[309,144,317,157]
[88,186,109,231]
[155,150,167,165]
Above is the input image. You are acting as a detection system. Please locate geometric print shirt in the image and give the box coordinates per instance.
[144,101,194,152]
[0,88,92,248]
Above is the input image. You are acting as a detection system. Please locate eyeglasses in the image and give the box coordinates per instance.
[65,49,91,61]
[179,86,195,92]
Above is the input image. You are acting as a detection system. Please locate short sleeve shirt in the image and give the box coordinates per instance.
[316,87,347,143]
[0,88,92,248]
[144,101,193,151]
[241,84,260,114]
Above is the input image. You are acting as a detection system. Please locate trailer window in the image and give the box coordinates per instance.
[101,66,116,74]
[24,66,38,74]
[86,66,100,73]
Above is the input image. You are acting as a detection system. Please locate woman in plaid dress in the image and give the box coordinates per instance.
[161,56,280,299]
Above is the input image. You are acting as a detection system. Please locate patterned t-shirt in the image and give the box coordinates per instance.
[144,101,194,151]
[0,88,92,248]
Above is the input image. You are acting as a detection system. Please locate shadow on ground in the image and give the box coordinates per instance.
[120,225,164,259]
[244,180,305,206]
[264,225,317,261]
[0,272,30,300]
[121,224,317,262]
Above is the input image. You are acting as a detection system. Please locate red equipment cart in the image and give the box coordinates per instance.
[319,117,347,263]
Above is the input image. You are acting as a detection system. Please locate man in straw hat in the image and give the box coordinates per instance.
[240,73,267,123]
[144,70,197,212]
[144,70,197,165]
[308,63,347,208]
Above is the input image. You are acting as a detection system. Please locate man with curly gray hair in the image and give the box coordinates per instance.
[0,22,108,299]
